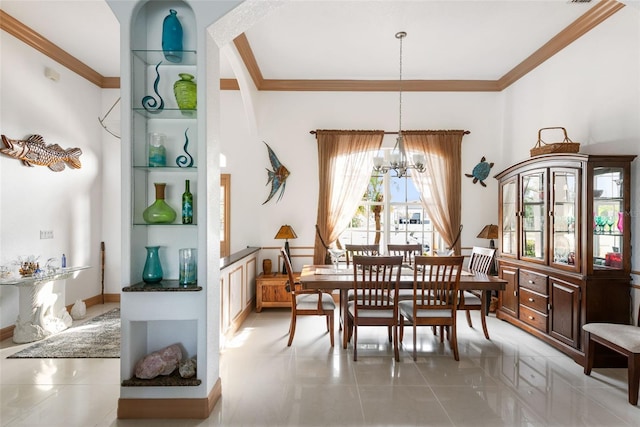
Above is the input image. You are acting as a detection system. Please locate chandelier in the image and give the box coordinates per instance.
[373,31,425,178]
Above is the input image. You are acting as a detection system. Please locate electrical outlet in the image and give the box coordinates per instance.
[40,230,53,239]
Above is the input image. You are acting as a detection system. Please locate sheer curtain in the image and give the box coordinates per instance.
[403,130,466,255]
[314,130,384,264]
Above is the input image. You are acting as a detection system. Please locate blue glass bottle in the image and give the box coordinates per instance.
[142,246,163,283]
[162,9,183,63]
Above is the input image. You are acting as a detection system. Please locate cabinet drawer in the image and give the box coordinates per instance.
[519,305,548,332]
[519,270,548,294]
[519,288,548,314]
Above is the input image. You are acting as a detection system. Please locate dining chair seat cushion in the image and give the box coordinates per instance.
[398,301,450,323]
[390,289,415,301]
[461,290,481,305]
[347,301,396,319]
[296,293,336,310]
[583,323,640,352]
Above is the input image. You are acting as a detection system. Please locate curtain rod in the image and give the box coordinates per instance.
[309,130,470,135]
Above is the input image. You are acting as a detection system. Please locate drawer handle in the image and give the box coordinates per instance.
[528,297,535,302]
[528,315,534,320]
[528,280,534,284]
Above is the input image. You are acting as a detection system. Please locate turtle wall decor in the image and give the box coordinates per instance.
[465,156,494,187]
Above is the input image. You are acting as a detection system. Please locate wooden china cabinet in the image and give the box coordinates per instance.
[495,153,636,367]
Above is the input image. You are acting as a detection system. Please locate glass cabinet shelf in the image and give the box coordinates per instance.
[132,165,198,171]
[132,50,197,66]
[133,108,197,119]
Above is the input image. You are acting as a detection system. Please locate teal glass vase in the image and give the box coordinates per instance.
[162,9,183,63]
[142,246,163,283]
[174,73,196,116]
[143,183,177,224]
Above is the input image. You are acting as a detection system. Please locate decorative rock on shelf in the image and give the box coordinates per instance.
[135,343,183,379]
[178,357,196,379]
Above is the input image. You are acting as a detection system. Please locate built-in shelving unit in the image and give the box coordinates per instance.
[108,0,240,419]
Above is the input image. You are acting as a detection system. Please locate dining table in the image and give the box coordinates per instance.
[298,264,507,348]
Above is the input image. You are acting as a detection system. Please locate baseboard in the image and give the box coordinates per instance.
[0,293,121,342]
[223,299,254,340]
[0,324,15,342]
[117,377,222,419]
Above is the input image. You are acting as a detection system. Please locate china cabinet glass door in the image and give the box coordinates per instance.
[500,178,517,257]
[550,168,579,270]
[520,170,546,262]
[593,167,625,270]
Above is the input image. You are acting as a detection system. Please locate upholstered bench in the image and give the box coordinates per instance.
[583,319,640,405]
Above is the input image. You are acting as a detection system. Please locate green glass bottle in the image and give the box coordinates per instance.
[182,179,193,224]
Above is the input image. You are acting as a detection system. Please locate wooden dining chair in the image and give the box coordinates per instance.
[345,255,403,361]
[583,304,640,405]
[399,255,464,361]
[281,248,336,347]
[458,246,496,339]
[344,244,380,267]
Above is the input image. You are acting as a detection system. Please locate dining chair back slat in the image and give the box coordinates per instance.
[387,243,422,268]
[345,244,380,266]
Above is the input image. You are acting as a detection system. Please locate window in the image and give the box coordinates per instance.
[339,169,443,254]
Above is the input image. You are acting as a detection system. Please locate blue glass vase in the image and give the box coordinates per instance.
[142,246,163,283]
[162,9,183,63]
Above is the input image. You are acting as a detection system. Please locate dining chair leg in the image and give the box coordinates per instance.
[451,323,459,361]
[353,325,358,361]
[399,317,405,342]
[480,292,490,340]
[629,353,640,405]
[343,315,351,349]
[584,332,595,375]
[287,312,297,346]
[412,323,417,361]
[328,312,335,347]
[388,326,392,342]
[393,325,399,362]
[465,308,473,328]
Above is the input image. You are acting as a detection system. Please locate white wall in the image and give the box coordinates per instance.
[0,32,106,328]
[221,87,504,272]
[501,6,640,320]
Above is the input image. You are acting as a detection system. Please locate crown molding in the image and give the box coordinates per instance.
[234,0,623,92]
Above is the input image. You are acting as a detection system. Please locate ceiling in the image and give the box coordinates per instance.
[0,0,636,90]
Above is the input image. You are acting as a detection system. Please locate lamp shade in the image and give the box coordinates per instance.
[477,224,499,240]
[274,225,298,240]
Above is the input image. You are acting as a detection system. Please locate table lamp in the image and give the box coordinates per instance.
[477,224,499,249]
[275,225,298,273]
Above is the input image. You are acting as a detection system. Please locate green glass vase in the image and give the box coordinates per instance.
[174,73,196,116]
[142,246,163,283]
[143,183,176,224]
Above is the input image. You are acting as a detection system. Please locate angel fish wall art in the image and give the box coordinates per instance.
[1,134,82,172]
[263,141,290,204]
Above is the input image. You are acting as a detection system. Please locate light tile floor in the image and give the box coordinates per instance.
[1,303,638,426]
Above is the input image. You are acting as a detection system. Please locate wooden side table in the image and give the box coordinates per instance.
[255,272,298,312]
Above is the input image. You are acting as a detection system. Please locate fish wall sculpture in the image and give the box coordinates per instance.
[1,134,82,172]
[263,142,290,204]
